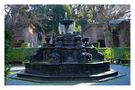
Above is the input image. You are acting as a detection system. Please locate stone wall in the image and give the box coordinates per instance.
[81,20,130,47]
[118,20,130,47]
[13,24,38,48]
[81,24,106,46]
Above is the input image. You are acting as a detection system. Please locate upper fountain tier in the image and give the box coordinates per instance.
[60,19,74,26]
[59,19,76,35]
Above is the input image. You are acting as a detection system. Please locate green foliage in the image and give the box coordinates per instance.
[21,42,29,48]
[113,47,130,60]
[75,25,81,32]
[72,5,94,27]
[5,31,12,83]
[8,48,38,62]
[93,42,100,48]
[98,47,130,61]
[104,48,114,61]
[30,5,65,34]
[9,47,130,63]
[50,5,65,33]
[64,5,72,18]
[98,48,107,53]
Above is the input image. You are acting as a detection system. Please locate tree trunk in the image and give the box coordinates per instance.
[103,21,113,47]
[41,32,46,44]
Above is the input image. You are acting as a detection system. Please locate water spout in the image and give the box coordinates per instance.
[64,12,68,19]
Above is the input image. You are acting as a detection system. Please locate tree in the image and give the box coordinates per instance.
[50,5,65,33]
[73,5,130,47]
[5,5,31,29]
[71,5,95,30]
[5,5,66,44]
[5,5,31,82]
[29,5,51,43]
[29,5,65,43]
[63,5,72,18]
[5,5,130,47]
[93,5,130,47]
[5,5,31,46]
[5,30,12,83]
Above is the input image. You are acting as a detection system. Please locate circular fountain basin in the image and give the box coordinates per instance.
[17,61,118,81]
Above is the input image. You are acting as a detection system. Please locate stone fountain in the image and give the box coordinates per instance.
[17,17,118,82]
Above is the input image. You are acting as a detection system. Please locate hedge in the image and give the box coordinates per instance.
[8,48,38,62]
[7,47,130,63]
[98,47,130,61]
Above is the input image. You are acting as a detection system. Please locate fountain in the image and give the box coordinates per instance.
[17,16,118,82]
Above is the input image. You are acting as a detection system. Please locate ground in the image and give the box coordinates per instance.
[6,64,130,85]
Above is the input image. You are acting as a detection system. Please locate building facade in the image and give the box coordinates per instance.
[13,24,38,48]
[81,19,130,47]
[81,23,106,47]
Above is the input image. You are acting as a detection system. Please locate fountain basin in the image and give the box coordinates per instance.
[25,61,110,75]
[17,61,118,81]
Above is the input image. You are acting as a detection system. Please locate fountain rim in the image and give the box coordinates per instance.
[60,19,74,25]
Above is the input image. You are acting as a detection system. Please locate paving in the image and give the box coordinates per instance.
[6,64,130,85]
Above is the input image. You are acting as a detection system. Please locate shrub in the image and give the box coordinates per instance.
[113,47,130,60]
[98,48,107,54]
[93,42,100,48]
[98,47,130,61]
[5,30,12,83]
[8,48,38,63]
[104,48,114,61]
[21,42,29,48]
